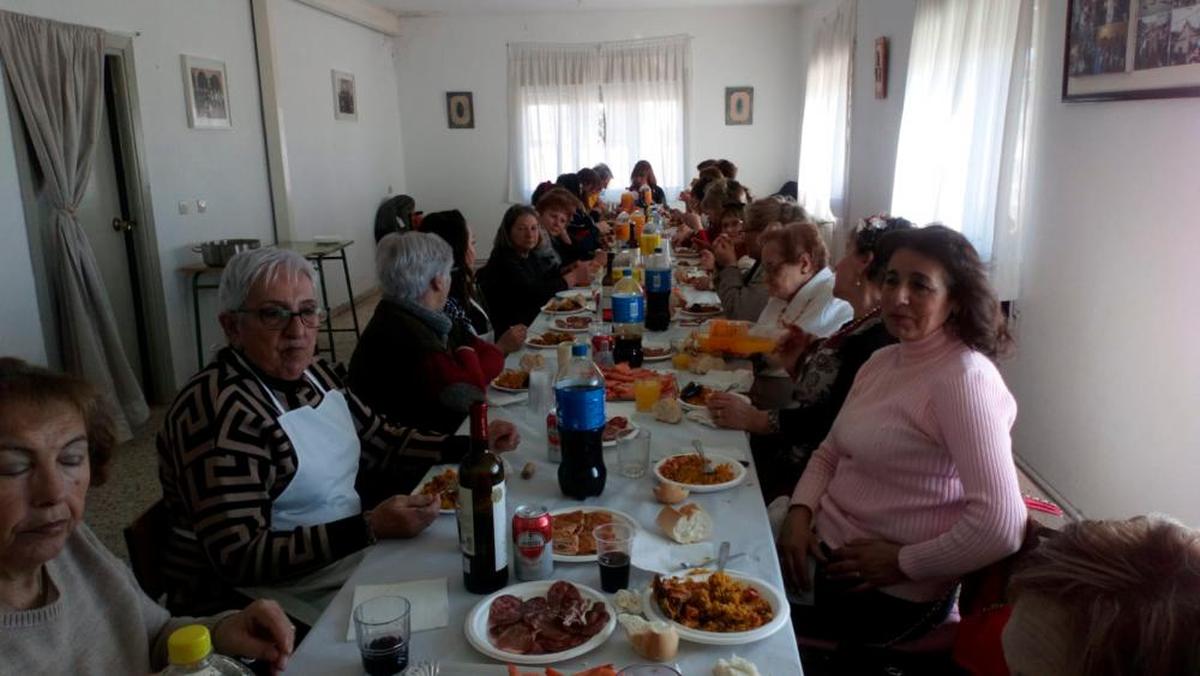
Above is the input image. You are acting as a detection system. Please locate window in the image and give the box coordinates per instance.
[507,36,690,203]
[796,0,856,225]
[890,0,1037,299]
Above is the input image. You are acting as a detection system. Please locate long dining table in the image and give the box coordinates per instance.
[288,275,804,675]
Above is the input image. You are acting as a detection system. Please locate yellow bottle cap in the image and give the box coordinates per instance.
[168,624,213,666]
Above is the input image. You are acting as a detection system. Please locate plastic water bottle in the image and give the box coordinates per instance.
[645,247,672,332]
[162,625,253,675]
[611,267,645,367]
[555,344,607,499]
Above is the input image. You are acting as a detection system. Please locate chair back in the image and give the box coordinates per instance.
[123,499,170,602]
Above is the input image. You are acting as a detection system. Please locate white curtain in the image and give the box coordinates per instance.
[507,35,690,204]
[889,0,1036,299]
[0,10,148,440]
[796,0,856,225]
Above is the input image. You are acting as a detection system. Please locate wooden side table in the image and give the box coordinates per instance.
[181,240,362,369]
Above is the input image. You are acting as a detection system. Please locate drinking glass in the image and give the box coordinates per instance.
[353,596,410,676]
[619,429,651,479]
[528,367,552,414]
[594,522,634,592]
[633,378,662,413]
[617,667,683,676]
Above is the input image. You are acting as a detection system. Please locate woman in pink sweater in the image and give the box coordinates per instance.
[778,225,1026,647]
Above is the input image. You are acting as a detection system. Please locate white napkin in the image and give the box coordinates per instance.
[685,408,719,429]
[346,578,449,641]
[487,390,529,407]
[632,531,717,574]
[696,369,754,393]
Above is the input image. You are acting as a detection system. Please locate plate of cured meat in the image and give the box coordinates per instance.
[601,415,639,447]
[465,580,616,665]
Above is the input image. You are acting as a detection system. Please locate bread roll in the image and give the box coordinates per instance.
[653,398,683,424]
[518,353,546,372]
[653,482,689,504]
[618,614,679,662]
[656,503,713,544]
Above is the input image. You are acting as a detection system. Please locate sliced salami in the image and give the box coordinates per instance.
[494,623,535,654]
[488,594,524,629]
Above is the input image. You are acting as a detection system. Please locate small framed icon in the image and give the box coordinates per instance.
[446,91,475,129]
[725,86,753,126]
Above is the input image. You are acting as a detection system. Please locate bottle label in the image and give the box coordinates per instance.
[456,482,509,572]
[555,386,605,432]
[645,269,672,294]
[612,294,644,324]
[458,485,475,555]
[491,482,507,571]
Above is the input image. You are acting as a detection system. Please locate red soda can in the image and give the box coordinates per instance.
[513,505,554,581]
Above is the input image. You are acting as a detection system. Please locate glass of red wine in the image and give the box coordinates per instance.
[594,522,635,592]
[353,595,411,676]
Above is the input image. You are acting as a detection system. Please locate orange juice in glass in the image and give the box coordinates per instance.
[634,378,663,412]
[620,191,636,212]
[671,351,692,371]
[614,219,631,242]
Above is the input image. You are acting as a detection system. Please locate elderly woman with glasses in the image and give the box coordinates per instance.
[0,359,295,673]
[349,232,505,433]
[157,247,519,624]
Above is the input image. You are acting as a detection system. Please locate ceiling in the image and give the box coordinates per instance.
[366,0,807,17]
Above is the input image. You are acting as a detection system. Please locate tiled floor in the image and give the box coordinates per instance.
[86,289,1066,561]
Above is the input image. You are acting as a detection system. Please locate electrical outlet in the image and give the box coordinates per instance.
[196,199,207,214]
[178,200,190,215]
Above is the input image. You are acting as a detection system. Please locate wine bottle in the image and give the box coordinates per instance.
[457,401,509,594]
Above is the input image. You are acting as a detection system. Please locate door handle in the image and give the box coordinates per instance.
[112,217,136,233]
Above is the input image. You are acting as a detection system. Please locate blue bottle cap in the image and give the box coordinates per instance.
[571,344,588,357]
[623,268,633,275]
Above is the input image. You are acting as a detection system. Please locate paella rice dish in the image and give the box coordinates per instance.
[652,571,774,633]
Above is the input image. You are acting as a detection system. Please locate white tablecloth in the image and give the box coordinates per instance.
[288,291,803,675]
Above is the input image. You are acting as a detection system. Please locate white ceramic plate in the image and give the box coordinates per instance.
[551,317,594,333]
[556,290,592,299]
[525,335,576,349]
[652,452,747,493]
[548,506,640,563]
[463,580,616,665]
[490,381,528,394]
[410,464,458,514]
[674,248,702,258]
[641,570,790,646]
[678,307,723,318]
[641,345,674,362]
[601,417,640,447]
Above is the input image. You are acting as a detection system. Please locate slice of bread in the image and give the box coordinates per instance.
[655,502,713,544]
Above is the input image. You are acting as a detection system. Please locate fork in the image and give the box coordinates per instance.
[692,439,715,475]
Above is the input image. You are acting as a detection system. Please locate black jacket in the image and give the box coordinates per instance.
[478,249,567,336]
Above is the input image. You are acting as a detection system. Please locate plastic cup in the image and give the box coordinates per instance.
[633,378,663,413]
[353,596,410,676]
[619,429,651,479]
[528,367,552,413]
[617,667,682,676]
[594,522,634,592]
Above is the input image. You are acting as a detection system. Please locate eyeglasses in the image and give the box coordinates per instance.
[237,305,326,330]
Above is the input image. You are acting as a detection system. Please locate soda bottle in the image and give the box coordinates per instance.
[555,343,607,499]
[611,267,645,367]
[645,247,672,332]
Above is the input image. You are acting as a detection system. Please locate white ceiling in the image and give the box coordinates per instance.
[366,0,807,17]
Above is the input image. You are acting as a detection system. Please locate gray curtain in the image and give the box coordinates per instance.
[0,10,148,440]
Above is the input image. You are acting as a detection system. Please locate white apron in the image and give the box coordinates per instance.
[234,354,365,623]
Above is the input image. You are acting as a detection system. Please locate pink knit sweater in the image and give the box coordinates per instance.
[791,328,1026,602]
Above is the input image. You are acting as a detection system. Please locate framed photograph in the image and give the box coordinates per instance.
[332,70,357,121]
[446,91,474,129]
[181,55,231,130]
[1063,0,1200,101]
[725,86,754,125]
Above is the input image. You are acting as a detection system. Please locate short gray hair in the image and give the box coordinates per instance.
[217,247,318,314]
[377,232,453,303]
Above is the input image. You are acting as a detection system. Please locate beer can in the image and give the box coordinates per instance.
[547,409,562,463]
[513,505,554,581]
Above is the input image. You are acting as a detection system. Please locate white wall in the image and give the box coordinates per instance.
[0,68,46,364]
[0,0,275,388]
[270,0,407,309]
[1002,0,1200,525]
[392,7,804,255]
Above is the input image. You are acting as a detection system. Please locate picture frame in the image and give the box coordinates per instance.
[1063,0,1200,102]
[875,37,890,99]
[181,55,231,130]
[725,86,754,126]
[446,91,475,129]
[332,70,358,121]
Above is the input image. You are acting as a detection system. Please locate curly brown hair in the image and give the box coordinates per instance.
[759,220,829,270]
[0,357,115,486]
[535,187,582,216]
[879,225,1012,358]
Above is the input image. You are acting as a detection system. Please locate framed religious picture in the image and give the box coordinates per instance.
[446,91,475,129]
[181,55,231,130]
[332,70,358,121]
[1064,0,1200,101]
[725,86,754,125]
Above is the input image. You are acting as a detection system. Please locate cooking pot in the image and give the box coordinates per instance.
[193,238,262,267]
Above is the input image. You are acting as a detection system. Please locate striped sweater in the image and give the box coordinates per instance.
[791,328,1026,602]
[157,347,464,615]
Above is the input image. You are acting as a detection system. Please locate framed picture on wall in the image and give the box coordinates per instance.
[332,70,358,121]
[725,86,754,125]
[181,55,231,130]
[446,91,475,129]
[1063,0,1200,101]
